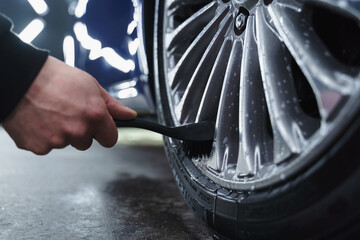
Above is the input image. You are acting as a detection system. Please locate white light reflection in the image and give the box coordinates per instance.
[27,0,48,15]
[73,22,135,73]
[129,0,149,75]
[127,20,137,35]
[75,0,89,18]
[131,0,139,21]
[101,48,136,72]
[117,88,138,99]
[74,22,101,57]
[128,38,139,56]
[63,35,75,67]
[117,80,137,90]
[18,19,45,44]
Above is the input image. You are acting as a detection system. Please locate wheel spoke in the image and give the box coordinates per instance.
[269,1,357,119]
[166,2,217,52]
[196,39,233,122]
[207,40,242,172]
[257,6,324,164]
[175,15,233,124]
[167,5,230,95]
[235,16,273,178]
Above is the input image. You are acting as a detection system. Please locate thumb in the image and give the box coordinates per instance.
[98,85,137,120]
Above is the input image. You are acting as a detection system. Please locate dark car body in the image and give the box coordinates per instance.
[72,0,155,114]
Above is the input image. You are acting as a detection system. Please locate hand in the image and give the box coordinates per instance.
[2,56,137,155]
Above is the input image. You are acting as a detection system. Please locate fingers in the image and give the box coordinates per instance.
[71,137,93,151]
[25,131,68,155]
[3,72,135,155]
[27,102,120,152]
[98,85,137,120]
[92,87,137,148]
[93,112,119,148]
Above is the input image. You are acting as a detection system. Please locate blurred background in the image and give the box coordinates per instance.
[0,0,75,60]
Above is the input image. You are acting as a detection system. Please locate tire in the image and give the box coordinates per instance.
[153,0,360,239]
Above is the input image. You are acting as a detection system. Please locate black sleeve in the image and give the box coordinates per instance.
[0,14,49,122]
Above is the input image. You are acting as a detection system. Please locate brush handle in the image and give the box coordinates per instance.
[114,118,214,141]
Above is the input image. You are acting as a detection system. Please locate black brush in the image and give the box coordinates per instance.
[114,118,214,158]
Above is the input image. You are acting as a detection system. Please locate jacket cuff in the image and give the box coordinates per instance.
[0,31,49,122]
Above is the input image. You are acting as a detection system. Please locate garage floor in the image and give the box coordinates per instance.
[0,128,213,240]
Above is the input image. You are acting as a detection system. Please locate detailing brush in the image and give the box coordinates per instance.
[114,118,214,158]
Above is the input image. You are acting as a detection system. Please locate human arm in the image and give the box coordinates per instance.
[0,14,49,121]
[0,15,137,155]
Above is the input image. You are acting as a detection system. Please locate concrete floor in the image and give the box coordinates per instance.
[0,128,213,240]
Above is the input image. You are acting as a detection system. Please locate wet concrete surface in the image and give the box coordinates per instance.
[0,128,213,240]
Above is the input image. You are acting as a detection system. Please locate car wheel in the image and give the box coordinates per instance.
[154,0,360,239]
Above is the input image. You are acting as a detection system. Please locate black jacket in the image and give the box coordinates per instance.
[0,14,48,122]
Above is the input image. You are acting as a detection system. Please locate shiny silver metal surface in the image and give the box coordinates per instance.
[160,0,360,190]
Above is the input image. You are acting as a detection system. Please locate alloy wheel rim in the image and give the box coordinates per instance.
[161,0,360,190]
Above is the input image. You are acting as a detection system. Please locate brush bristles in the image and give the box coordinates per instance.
[182,140,213,159]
